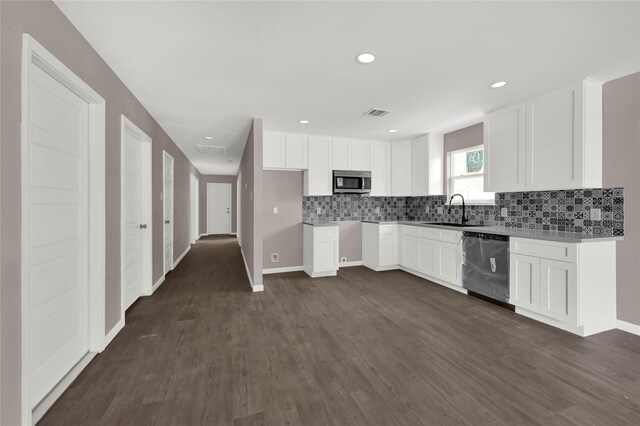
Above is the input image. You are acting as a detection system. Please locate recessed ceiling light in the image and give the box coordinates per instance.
[356,52,376,64]
[299,120,309,124]
[387,129,398,133]
[489,81,508,89]
[204,136,213,140]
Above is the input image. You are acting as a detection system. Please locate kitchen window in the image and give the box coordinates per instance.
[447,145,495,204]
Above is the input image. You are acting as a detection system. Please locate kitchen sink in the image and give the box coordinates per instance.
[420,222,485,228]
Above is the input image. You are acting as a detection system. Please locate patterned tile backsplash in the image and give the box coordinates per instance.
[302,188,624,236]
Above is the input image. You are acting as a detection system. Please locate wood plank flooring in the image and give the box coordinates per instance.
[39,236,640,425]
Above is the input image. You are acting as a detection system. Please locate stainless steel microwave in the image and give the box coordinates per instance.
[332,170,372,194]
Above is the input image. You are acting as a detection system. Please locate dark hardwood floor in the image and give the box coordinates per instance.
[39,236,640,425]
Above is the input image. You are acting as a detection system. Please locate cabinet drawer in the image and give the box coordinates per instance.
[438,230,462,244]
[401,225,417,236]
[417,227,438,239]
[314,227,337,238]
[510,237,577,263]
[379,224,398,235]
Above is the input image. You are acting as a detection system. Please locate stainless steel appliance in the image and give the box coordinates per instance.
[332,170,371,194]
[461,231,512,307]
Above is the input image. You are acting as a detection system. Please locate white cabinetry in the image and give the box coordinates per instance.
[391,140,412,196]
[484,103,526,192]
[411,134,443,196]
[263,131,308,170]
[484,80,603,192]
[509,237,615,336]
[400,226,418,270]
[362,223,398,271]
[304,135,332,196]
[369,141,391,196]
[303,224,339,278]
[332,138,370,171]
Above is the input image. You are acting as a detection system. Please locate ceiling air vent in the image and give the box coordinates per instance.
[364,108,391,117]
[196,144,226,155]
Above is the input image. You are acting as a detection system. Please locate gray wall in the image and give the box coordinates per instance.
[0,2,199,423]
[603,71,640,327]
[263,171,304,269]
[443,122,484,191]
[339,221,363,263]
[199,175,238,235]
[239,118,263,288]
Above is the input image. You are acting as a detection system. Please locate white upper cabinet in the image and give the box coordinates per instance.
[285,132,308,169]
[369,141,391,196]
[332,137,350,170]
[350,139,370,171]
[525,80,602,191]
[304,135,332,196]
[263,130,286,169]
[484,103,526,192]
[411,134,443,196]
[484,80,603,192]
[391,140,412,196]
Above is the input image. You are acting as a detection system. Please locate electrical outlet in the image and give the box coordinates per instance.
[271,253,279,263]
[375,207,381,214]
[437,207,444,215]
[425,206,429,213]
[501,207,508,218]
[273,207,278,214]
[316,207,322,214]
[590,208,602,221]
[341,257,347,263]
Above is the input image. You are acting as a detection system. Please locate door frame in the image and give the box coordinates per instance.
[20,34,106,425]
[163,151,174,274]
[190,174,199,243]
[207,182,232,234]
[237,173,242,244]
[120,115,153,320]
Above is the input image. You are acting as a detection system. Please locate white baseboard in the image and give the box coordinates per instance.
[252,284,264,292]
[617,319,640,336]
[198,233,208,239]
[152,275,165,293]
[263,265,304,274]
[173,245,190,268]
[231,232,237,236]
[103,318,125,349]
[240,247,254,289]
[340,260,363,267]
[32,352,96,425]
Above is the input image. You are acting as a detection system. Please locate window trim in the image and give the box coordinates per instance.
[447,144,495,206]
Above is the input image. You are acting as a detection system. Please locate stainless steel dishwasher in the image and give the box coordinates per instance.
[461,232,512,307]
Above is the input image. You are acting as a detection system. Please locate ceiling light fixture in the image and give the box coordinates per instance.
[299,120,309,124]
[489,81,508,88]
[204,136,213,140]
[387,129,398,133]
[356,52,376,64]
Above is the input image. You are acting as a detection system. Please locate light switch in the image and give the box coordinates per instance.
[425,206,429,213]
[590,208,602,221]
[501,207,508,218]
[316,207,322,214]
[273,207,279,214]
[437,207,444,215]
[375,207,381,214]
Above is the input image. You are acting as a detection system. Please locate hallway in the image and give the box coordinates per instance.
[40,236,640,425]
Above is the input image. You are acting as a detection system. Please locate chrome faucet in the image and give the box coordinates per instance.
[448,193,467,225]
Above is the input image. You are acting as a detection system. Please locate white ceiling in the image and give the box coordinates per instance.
[54,1,640,175]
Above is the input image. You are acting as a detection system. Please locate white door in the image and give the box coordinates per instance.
[207,183,231,234]
[540,259,577,324]
[25,64,91,408]
[163,152,174,274]
[263,131,286,168]
[332,137,350,170]
[122,129,144,309]
[285,132,308,169]
[306,135,332,196]
[510,254,541,311]
[391,140,412,196]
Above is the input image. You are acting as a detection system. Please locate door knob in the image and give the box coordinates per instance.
[165,220,170,224]
[139,224,147,229]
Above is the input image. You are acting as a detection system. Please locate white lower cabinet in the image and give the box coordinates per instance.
[509,237,615,337]
[437,242,460,285]
[400,235,417,270]
[417,238,437,276]
[362,223,398,271]
[303,224,339,277]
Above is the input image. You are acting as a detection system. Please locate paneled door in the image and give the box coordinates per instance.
[163,152,174,274]
[25,63,91,409]
[510,254,540,311]
[207,183,232,234]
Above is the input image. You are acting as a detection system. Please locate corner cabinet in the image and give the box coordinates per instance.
[303,224,339,277]
[509,237,616,337]
[484,80,603,192]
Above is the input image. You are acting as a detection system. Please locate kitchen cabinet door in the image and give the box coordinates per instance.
[332,137,350,171]
[510,254,541,312]
[437,242,460,286]
[540,259,577,324]
[370,141,391,196]
[285,132,308,169]
[484,103,526,192]
[350,139,370,171]
[412,135,428,196]
[391,140,412,196]
[304,135,332,196]
[400,235,417,269]
[417,238,437,276]
[263,131,286,169]
[379,233,398,266]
